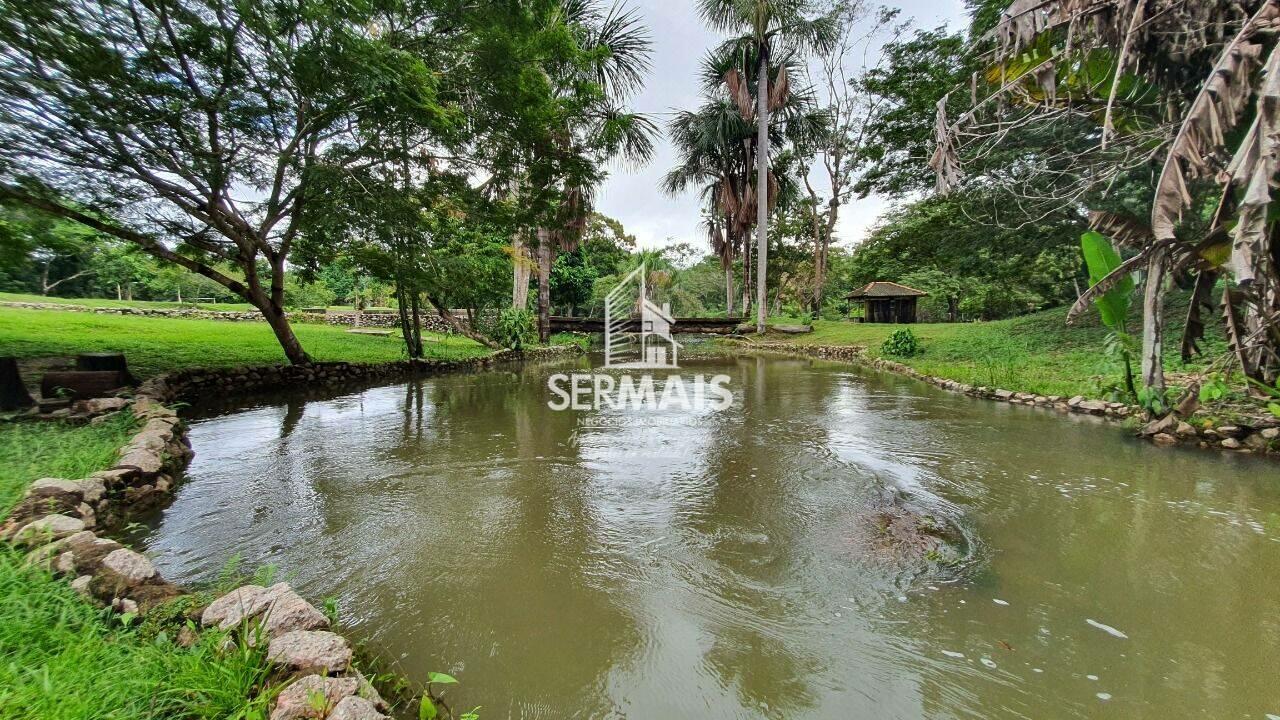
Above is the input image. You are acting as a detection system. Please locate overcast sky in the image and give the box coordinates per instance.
[593,0,970,253]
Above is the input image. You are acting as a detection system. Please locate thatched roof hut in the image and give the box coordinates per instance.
[845,282,928,324]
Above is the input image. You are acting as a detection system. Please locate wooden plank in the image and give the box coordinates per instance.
[41,371,129,400]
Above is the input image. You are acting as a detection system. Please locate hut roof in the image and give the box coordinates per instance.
[845,281,928,300]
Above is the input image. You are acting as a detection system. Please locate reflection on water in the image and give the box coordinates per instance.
[142,355,1280,719]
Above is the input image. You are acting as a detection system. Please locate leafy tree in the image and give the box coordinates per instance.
[855,27,968,197]
[796,1,904,314]
[849,192,1084,320]
[89,243,154,301]
[521,0,658,343]
[0,0,453,363]
[550,251,597,315]
[930,0,1280,393]
[0,203,102,296]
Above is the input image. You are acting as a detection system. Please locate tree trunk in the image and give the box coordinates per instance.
[116,284,122,301]
[395,283,417,358]
[427,296,502,350]
[39,262,50,296]
[1141,246,1168,391]
[512,230,531,309]
[250,291,310,365]
[755,50,770,334]
[124,283,132,301]
[742,233,752,316]
[725,264,735,317]
[536,228,553,345]
[409,292,424,357]
[0,357,34,411]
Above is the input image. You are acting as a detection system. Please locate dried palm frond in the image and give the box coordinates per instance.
[1066,240,1171,324]
[929,94,963,194]
[718,176,739,218]
[725,69,755,121]
[1224,39,1280,286]
[1181,269,1219,361]
[1088,210,1151,249]
[769,65,791,112]
[1223,286,1258,379]
[1151,1,1278,241]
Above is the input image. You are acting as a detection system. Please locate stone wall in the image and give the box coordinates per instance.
[2,300,266,322]
[752,341,1280,457]
[2,344,582,720]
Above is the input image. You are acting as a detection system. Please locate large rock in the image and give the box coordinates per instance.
[202,585,268,629]
[267,631,352,675]
[1140,414,1178,437]
[1077,400,1109,414]
[28,478,83,497]
[270,675,359,720]
[60,533,123,575]
[202,583,329,637]
[327,696,387,720]
[70,575,93,596]
[7,489,83,527]
[11,514,85,545]
[72,397,129,415]
[1245,433,1270,451]
[259,583,331,637]
[127,582,185,613]
[76,477,107,504]
[352,670,388,711]
[100,548,157,584]
[770,324,813,335]
[115,448,164,475]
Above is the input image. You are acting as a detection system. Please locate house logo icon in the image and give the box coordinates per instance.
[603,262,682,368]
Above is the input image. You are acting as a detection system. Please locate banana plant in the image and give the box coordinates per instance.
[1081,230,1137,398]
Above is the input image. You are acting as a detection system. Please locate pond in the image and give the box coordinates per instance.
[141,354,1280,719]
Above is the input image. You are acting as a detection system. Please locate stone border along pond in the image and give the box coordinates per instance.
[746,341,1280,458]
[2,345,579,720]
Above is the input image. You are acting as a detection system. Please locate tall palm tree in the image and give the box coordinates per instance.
[530,0,657,343]
[665,96,753,316]
[665,49,828,318]
[695,0,837,333]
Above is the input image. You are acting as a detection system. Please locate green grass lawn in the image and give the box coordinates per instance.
[763,293,1226,399]
[0,418,274,720]
[0,306,491,378]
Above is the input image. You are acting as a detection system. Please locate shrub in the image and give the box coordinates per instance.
[490,307,536,350]
[881,328,922,357]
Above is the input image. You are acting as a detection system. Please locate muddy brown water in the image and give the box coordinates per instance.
[141,355,1280,719]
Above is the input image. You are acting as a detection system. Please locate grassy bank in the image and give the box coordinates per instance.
[0,419,273,719]
[765,293,1225,399]
[0,305,490,378]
